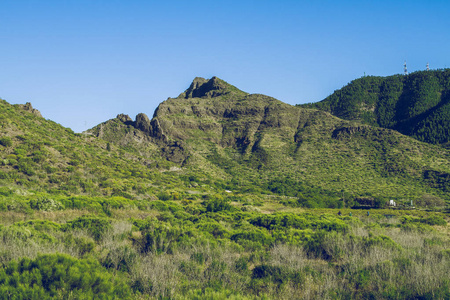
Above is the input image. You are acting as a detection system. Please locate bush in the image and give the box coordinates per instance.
[17,160,36,176]
[63,216,111,241]
[134,219,187,254]
[0,137,12,147]
[416,194,446,208]
[203,198,233,213]
[29,198,63,212]
[250,213,348,233]
[0,253,132,299]
[157,191,171,201]
[59,196,103,211]
[231,229,273,250]
[400,215,447,226]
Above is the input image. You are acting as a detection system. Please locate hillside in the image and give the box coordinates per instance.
[89,76,450,205]
[0,80,449,300]
[301,69,450,145]
[0,99,203,200]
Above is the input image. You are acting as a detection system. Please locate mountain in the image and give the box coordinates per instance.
[88,76,450,205]
[301,69,450,145]
[1,80,448,300]
[0,98,192,199]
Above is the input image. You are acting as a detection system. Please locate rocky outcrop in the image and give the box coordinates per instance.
[117,114,133,124]
[135,113,151,134]
[17,102,42,118]
[332,126,368,139]
[133,113,168,143]
[161,141,188,164]
[182,76,246,99]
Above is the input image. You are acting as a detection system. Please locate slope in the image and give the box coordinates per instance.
[301,69,450,145]
[0,98,193,199]
[90,77,450,204]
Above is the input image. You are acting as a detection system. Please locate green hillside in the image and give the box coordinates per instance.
[301,69,450,145]
[0,80,449,299]
[90,77,450,206]
[0,99,206,201]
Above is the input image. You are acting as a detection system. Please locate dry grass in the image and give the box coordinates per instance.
[0,209,92,225]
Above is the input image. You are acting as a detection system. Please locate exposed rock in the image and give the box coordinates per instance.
[149,118,167,142]
[183,76,233,98]
[161,141,188,164]
[332,126,368,139]
[18,102,42,118]
[184,77,208,98]
[117,114,132,123]
[135,113,151,134]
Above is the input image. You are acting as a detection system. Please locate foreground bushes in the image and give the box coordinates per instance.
[0,254,132,299]
[0,197,448,299]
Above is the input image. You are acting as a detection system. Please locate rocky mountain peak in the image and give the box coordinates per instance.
[116,114,133,123]
[182,76,244,99]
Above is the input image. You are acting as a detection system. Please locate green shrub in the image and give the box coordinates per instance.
[363,234,401,250]
[196,220,229,238]
[142,224,184,254]
[0,220,62,244]
[59,196,103,211]
[0,253,132,299]
[17,160,35,176]
[0,198,32,213]
[157,191,171,201]
[250,213,348,233]
[400,215,447,226]
[231,229,273,250]
[203,198,233,212]
[0,137,12,147]
[0,187,13,197]
[101,245,137,273]
[29,198,63,212]
[63,216,111,241]
[63,234,95,257]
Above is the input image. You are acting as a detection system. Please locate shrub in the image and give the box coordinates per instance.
[157,191,171,201]
[101,245,138,273]
[63,216,111,241]
[250,213,348,233]
[400,215,447,226]
[203,198,233,213]
[29,198,63,212]
[17,161,36,176]
[59,196,103,211]
[0,187,13,197]
[0,253,132,299]
[231,229,273,250]
[0,137,12,147]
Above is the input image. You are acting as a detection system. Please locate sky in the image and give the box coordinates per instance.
[1,0,449,132]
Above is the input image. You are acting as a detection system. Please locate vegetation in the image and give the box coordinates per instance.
[0,75,449,298]
[301,69,450,145]
[0,198,448,299]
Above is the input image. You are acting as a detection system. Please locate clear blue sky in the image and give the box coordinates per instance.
[1,0,449,132]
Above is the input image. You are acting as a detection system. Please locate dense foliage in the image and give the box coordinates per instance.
[302,69,450,144]
[0,254,131,299]
[0,197,448,299]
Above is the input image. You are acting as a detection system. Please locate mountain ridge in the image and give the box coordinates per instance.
[300,69,450,145]
[87,76,450,204]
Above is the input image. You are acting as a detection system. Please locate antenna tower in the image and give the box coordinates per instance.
[404,61,408,75]
[426,62,430,71]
